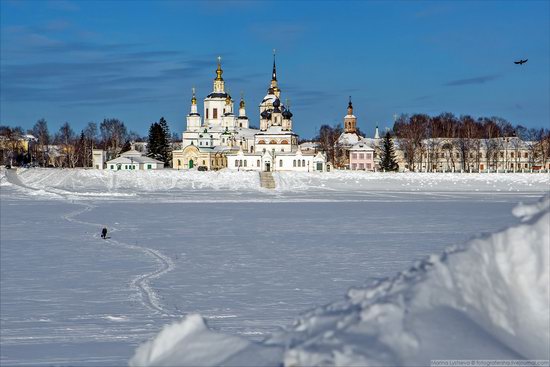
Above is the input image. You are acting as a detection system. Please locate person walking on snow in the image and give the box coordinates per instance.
[101,227,108,239]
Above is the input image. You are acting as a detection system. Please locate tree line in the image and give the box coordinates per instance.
[314,112,549,171]
[392,113,550,171]
[0,117,176,168]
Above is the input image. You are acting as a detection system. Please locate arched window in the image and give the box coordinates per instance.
[244,160,247,167]
[177,159,181,166]
[257,160,260,167]
[293,160,296,167]
[297,160,301,167]
[302,159,305,167]
[279,159,283,167]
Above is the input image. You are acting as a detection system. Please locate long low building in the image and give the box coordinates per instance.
[104,148,164,170]
[228,147,327,172]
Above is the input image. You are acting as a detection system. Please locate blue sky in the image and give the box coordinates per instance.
[1,0,548,139]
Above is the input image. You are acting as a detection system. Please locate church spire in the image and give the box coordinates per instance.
[344,96,357,134]
[272,49,277,81]
[190,87,198,115]
[269,49,280,97]
[215,56,223,81]
[239,92,247,118]
[213,56,225,93]
[239,92,245,109]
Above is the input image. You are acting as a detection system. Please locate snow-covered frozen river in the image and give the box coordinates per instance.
[1,168,548,366]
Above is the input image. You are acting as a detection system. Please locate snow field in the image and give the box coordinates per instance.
[130,196,550,366]
[3,168,549,197]
[8,168,261,194]
[274,171,550,192]
[1,168,549,366]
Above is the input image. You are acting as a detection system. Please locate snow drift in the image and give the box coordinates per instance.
[130,196,550,366]
[274,171,550,192]
[4,168,549,196]
[10,168,261,193]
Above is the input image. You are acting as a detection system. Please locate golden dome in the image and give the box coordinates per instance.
[215,56,223,81]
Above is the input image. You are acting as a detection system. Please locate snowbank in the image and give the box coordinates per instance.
[130,197,550,366]
[129,314,282,367]
[7,168,549,196]
[274,171,550,192]
[0,167,10,186]
[13,168,261,193]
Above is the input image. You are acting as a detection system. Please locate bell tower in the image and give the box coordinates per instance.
[344,96,357,134]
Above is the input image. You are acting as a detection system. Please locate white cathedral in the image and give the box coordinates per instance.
[172,56,327,172]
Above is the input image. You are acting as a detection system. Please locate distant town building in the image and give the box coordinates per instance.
[349,142,375,171]
[105,147,164,171]
[92,149,106,170]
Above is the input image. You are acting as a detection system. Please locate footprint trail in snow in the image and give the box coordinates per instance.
[6,169,177,317]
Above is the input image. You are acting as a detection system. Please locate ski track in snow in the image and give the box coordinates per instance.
[5,169,176,317]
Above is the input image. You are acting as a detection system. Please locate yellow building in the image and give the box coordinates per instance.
[172,144,227,170]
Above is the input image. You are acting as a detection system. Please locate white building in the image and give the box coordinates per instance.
[173,54,327,172]
[92,149,106,169]
[106,148,164,171]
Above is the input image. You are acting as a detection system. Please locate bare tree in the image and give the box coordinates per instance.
[536,128,550,169]
[100,118,128,158]
[0,126,25,165]
[393,114,428,171]
[55,122,79,168]
[79,122,98,167]
[31,119,50,167]
[454,116,480,171]
[316,124,343,166]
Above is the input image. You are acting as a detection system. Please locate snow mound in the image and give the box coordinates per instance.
[279,195,549,366]
[129,314,282,367]
[130,197,550,366]
[274,171,550,192]
[0,167,10,187]
[14,168,261,193]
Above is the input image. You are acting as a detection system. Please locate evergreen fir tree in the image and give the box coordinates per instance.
[147,122,162,160]
[147,118,172,166]
[379,131,399,171]
[120,140,132,153]
[158,117,172,165]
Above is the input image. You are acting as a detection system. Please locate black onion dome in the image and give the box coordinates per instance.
[206,92,230,99]
[261,109,270,119]
[282,109,293,119]
[273,98,281,108]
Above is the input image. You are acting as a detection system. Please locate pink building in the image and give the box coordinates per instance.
[349,142,375,171]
